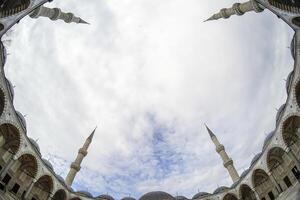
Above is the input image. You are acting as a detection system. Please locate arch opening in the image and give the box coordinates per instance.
[282,116,300,158]
[252,169,277,199]
[0,123,21,166]
[30,175,53,200]
[240,184,257,200]
[223,193,238,200]
[0,89,5,118]
[53,189,67,200]
[268,0,300,14]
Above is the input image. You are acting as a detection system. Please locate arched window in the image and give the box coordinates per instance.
[31,175,53,200]
[252,169,277,199]
[53,189,67,200]
[239,184,257,200]
[0,123,20,156]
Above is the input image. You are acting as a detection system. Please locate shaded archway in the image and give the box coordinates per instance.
[70,198,81,200]
[252,169,277,200]
[223,193,238,200]
[296,83,300,108]
[282,116,300,158]
[53,189,67,200]
[0,123,20,154]
[239,184,257,200]
[267,147,298,191]
[31,175,53,200]
[6,154,38,197]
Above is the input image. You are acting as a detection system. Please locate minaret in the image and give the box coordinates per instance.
[205,0,264,22]
[29,6,89,24]
[65,128,96,187]
[205,125,240,183]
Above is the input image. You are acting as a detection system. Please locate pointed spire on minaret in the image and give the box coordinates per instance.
[65,128,96,187]
[29,6,89,25]
[205,0,264,22]
[205,124,240,183]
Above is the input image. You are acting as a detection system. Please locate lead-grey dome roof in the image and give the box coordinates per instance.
[175,196,189,200]
[42,158,53,171]
[76,190,93,198]
[276,104,285,126]
[96,194,115,200]
[240,169,250,178]
[213,186,229,194]
[121,197,136,200]
[192,192,210,199]
[29,137,41,154]
[5,78,14,100]
[286,71,294,93]
[139,191,175,200]
[250,152,262,167]
[263,131,275,150]
[16,111,26,131]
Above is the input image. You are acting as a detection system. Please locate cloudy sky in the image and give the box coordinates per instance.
[2,0,296,199]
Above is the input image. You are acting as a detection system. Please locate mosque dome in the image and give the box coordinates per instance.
[250,152,262,167]
[67,185,74,193]
[213,186,229,194]
[262,131,275,150]
[16,111,27,131]
[42,158,53,171]
[139,191,175,200]
[29,137,41,155]
[291,34,296,60]
[5,78,14,100]
[56,174,65,184]
[286,71,294,93]
[121,197,136,200]
[276,104,285,126]
[175,196,189,200]
[76,190,93,198]
[96,194,115,200]
[192,192,210,199]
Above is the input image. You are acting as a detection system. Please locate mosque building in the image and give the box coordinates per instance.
[0,0,299,199]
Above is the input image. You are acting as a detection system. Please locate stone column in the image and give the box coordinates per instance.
[0,155,16,180]
[24,179,36,200]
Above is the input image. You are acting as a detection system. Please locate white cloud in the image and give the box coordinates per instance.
[3,0,295,199]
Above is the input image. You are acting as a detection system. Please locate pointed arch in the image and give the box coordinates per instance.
[31,175,54,200]
[0,123,21,155]
[0,0,31,18]
[53,189,67,200]
[282,116,300,158]
[252,169,276,199]
[239,184,257,200]
[17,153,38,178]
[0,88,5,117]
[223,193,238,200]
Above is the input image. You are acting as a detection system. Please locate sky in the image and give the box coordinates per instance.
[2,0,296,199]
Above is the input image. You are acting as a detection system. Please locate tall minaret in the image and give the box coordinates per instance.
[30,6,89,24]
[205,125,240,183]
[65,128,96,187]
[205,0,264,22]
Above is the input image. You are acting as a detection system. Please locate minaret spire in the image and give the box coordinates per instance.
[65,127,96,187]
[205,0,264,22]
[29,6,89,24]
[205,125,240,183]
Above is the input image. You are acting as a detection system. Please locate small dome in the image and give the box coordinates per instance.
[213,186,229,194]
[16,111,26,131]
[240,169,250,178]
[5,78,14,100]
[231,181,239,189]
[175,196,189,200]
[192,192,210,199]
[263,131,275,150]
[67,185,74,192]
[96,194,115,200]
[56,174,65,184]
[291,34,296,60]
[276,104,285,126]
[76,190,93,198]
[250,152,262,167]
[42,159,54,171]
[121,197,136,200]
[139,191,175,200]
[286,71,294,93]
[29,137,41,154]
